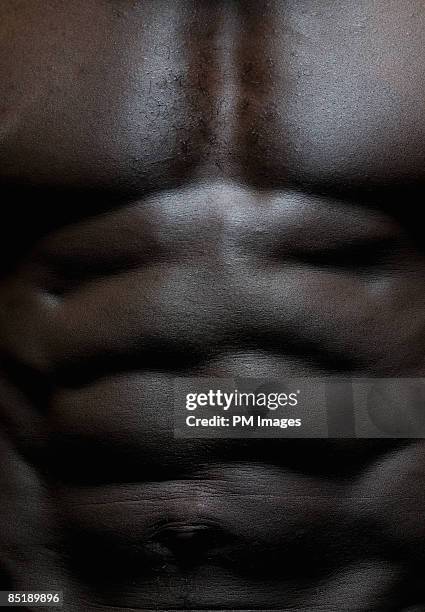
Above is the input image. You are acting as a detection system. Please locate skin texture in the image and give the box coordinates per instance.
[0,1,425,610]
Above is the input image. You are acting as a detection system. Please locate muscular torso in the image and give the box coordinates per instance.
[1,1,425,610]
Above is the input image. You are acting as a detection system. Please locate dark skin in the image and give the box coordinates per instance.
[0,1,425,610]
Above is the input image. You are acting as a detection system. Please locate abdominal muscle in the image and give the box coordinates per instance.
[0,181,424,610]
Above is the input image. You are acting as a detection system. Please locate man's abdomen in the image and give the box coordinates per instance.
[1,181,424,609]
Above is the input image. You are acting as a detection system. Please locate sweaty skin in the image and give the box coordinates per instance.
[1,1,425,610]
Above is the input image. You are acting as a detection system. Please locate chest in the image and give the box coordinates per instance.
[1,0,425,202]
